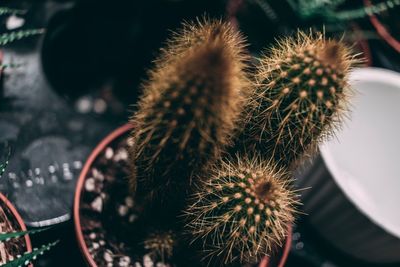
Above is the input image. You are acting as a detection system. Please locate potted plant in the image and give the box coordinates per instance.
[0,148,57,266]
[74,19,358,266]
[0,192,32,266]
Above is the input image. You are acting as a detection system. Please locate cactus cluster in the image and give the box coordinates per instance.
[240,31,357,167]
[185,156,298,264]
[143,230,176,262]
[129,19,249,213]
[128,18,358,266]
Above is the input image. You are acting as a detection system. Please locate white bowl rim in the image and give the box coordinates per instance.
[320,67,400,239]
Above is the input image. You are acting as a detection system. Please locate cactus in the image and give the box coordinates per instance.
[143,230,176,263]
[240,31,357,168]
[185,155,298,265]
[129,19,249,214]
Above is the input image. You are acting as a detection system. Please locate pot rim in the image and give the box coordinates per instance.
[74,123,133,267]
[0,192,33,265]
[364,0,400,53]
[73,123,291,267]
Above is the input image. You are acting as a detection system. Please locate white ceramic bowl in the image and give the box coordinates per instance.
[298,67,400,263]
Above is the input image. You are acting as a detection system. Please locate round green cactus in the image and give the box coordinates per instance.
[241,31,358,168]
[185,155,298,265]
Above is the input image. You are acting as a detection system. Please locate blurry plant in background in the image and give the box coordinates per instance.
[0,6,44,50]
[0,6,44,102]
[0,148,57,267]
[288,0,400,23]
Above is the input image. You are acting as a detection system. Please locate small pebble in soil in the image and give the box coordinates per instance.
[114,148,128,162]
[85,178,96,192]
[104,251,113,263]
[105,148,114,159]
[91,197,103,212]
[125,196,134,208]
[143,255,154,267]
[93,168,105,181]
[118,205,129,217]
[93,243,100,250]
[119,256,131,267]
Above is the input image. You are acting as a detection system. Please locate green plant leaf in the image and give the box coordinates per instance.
[0,241,59,267]
[0,7,26,16]
[0,228,50,243]
[0,29,45,46]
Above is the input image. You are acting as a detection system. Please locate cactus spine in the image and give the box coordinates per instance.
[241,31,357,168]
[185,156,298,265]
[129,20,249,214]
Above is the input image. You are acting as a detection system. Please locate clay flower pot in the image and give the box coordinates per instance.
[74,124,292,267]
[0,193,33,266]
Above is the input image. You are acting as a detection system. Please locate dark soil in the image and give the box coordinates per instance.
[78,131,283,267]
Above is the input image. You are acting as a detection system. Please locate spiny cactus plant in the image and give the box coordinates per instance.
[240,31,357,168]
[143,230,176,263]
[129,19,249,214]
[185,156,298,265]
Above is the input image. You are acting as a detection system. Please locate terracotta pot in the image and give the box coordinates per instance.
[74,124,292,267]
[0,193,33,266]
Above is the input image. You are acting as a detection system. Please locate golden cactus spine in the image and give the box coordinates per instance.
[241,31,358,168]
[185,156,298,265]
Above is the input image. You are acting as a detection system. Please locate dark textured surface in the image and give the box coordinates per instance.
[0,0,399,266]
[0,13,116,226]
